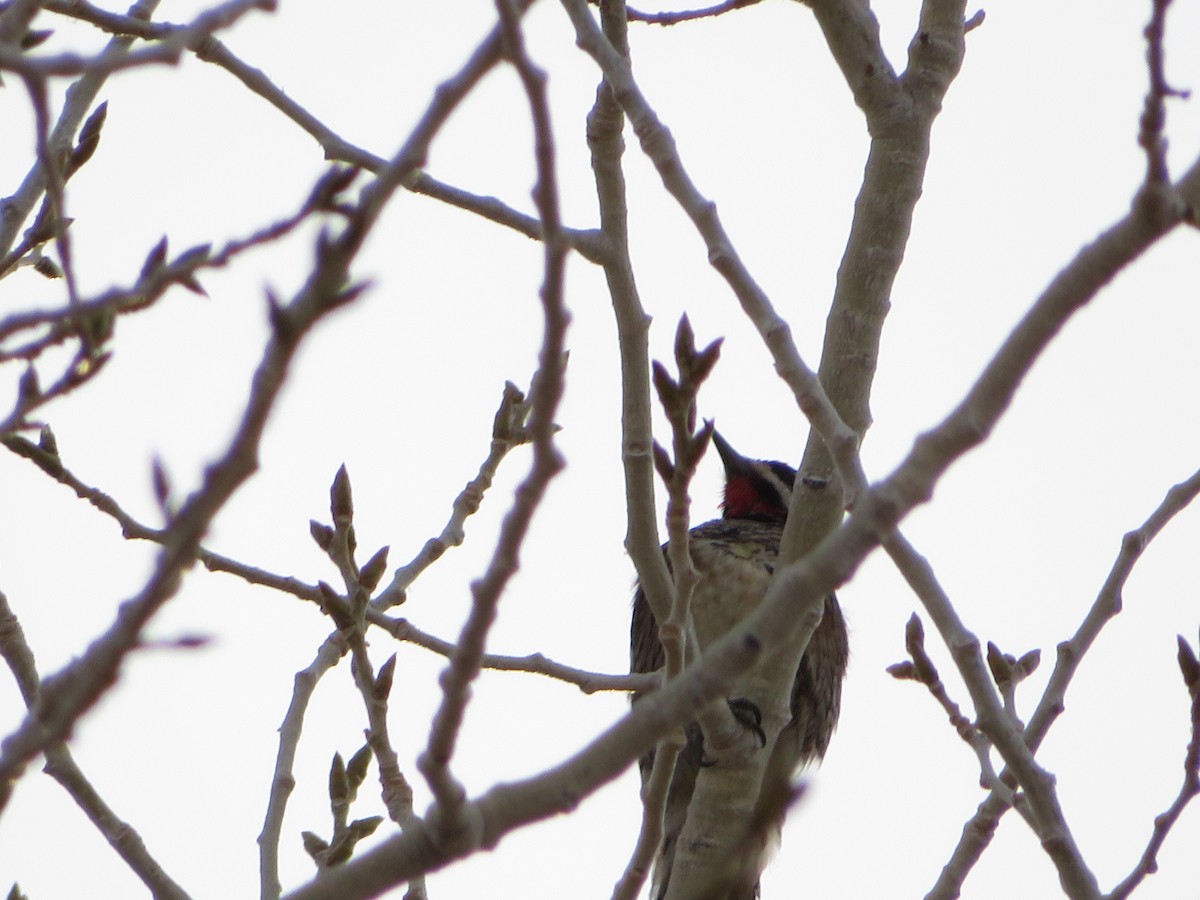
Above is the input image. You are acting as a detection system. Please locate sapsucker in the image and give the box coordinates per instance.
[630,431,849,900]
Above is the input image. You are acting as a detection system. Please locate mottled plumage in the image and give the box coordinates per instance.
[630,434,849,900]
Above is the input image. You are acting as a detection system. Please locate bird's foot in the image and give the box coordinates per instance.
[726,696,766,747]
[698,697,767,766]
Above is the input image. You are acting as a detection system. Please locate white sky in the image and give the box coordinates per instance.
[2,1,1200,898]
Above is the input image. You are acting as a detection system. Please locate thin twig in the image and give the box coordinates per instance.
[0,0,267,76]
[410,173,606,262]
[886,613,1019,809]
[1,172,330,360]
[0,133,385,800]
[886,524,1098,896]
[257,634,346,900]
[613,0,765,26]
[1138,0,1185,188]
[613,318,722,900]
[20,73,83,313]
[280,366,1200,897]
[0,591,191,899]
[583,0,674,644]
[373,614,653,694]
[561,0,866,508]
[374,382,531,610]
[0,0,48,47]
[314,467,421,871]
[0,428,649,695]
[926,464,1200,899]
[612,739,679,900]
[1107,635,1200,899]
[35,0,603,258]
[2,0,161,263]
[416,0,567,849]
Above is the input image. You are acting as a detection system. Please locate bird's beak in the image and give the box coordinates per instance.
[711,429,753,477]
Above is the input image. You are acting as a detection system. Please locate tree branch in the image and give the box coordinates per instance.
[0,592,191,899]
[928,462,1200,899]
[416,0,568,855]
[257,634,345,900]
[1,0,160,259]
[1108,633,1200,899]
[562,0,866,511]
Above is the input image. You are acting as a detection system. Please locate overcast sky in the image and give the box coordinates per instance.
[2,1,1200,898]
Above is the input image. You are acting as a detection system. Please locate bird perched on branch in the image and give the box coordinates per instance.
[630,430,848,900]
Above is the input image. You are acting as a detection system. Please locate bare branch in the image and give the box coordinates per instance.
[616,319,722,900]
[4,4,1197,899]
[309,467,419,855]
[374,614,653,694]
[0,0,47,47]
[375,382,531,610]
[0,0,268,77]
[278,545,790,900]
[282,372,1200,899]
[1,173,331,368]
[807,0,901,114]
[580,0,675,654]
[37,0,602,258]
[0,592,191,899]
[416,0,568,851]
[0,345,108,435]
[612,730,682,900]
[2,0,161,261]
[1,430,645,697]
[789,0,973,558]
[655,319,719,687]
[963,8,986,32]
[409,173,606,262]
[786,147,1200,900]
[616,0,765,26]
[887,612,1017,808]
[0,122,392,796]
[258,634,346,900]
[20,72,83,317]
[561,0,866,510]
[1138,0,1187,188]
[1108,633,1200,898]
[928,462,1200,899]
[0,2,531,796]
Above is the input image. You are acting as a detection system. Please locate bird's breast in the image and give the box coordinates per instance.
[688,525,779,651]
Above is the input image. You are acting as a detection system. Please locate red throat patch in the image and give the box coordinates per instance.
[722,475,785,521]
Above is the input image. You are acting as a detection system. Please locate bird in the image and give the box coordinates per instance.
[630,430,849,900]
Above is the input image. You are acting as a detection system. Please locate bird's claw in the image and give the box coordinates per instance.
[697,698,766,765]
[727,696,767,747]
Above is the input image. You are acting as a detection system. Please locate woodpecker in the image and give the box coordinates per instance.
[630,430,849,900]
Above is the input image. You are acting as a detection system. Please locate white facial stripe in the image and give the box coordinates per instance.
[755,463,794,511]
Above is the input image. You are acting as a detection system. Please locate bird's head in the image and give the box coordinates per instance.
[712,430,796,524]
